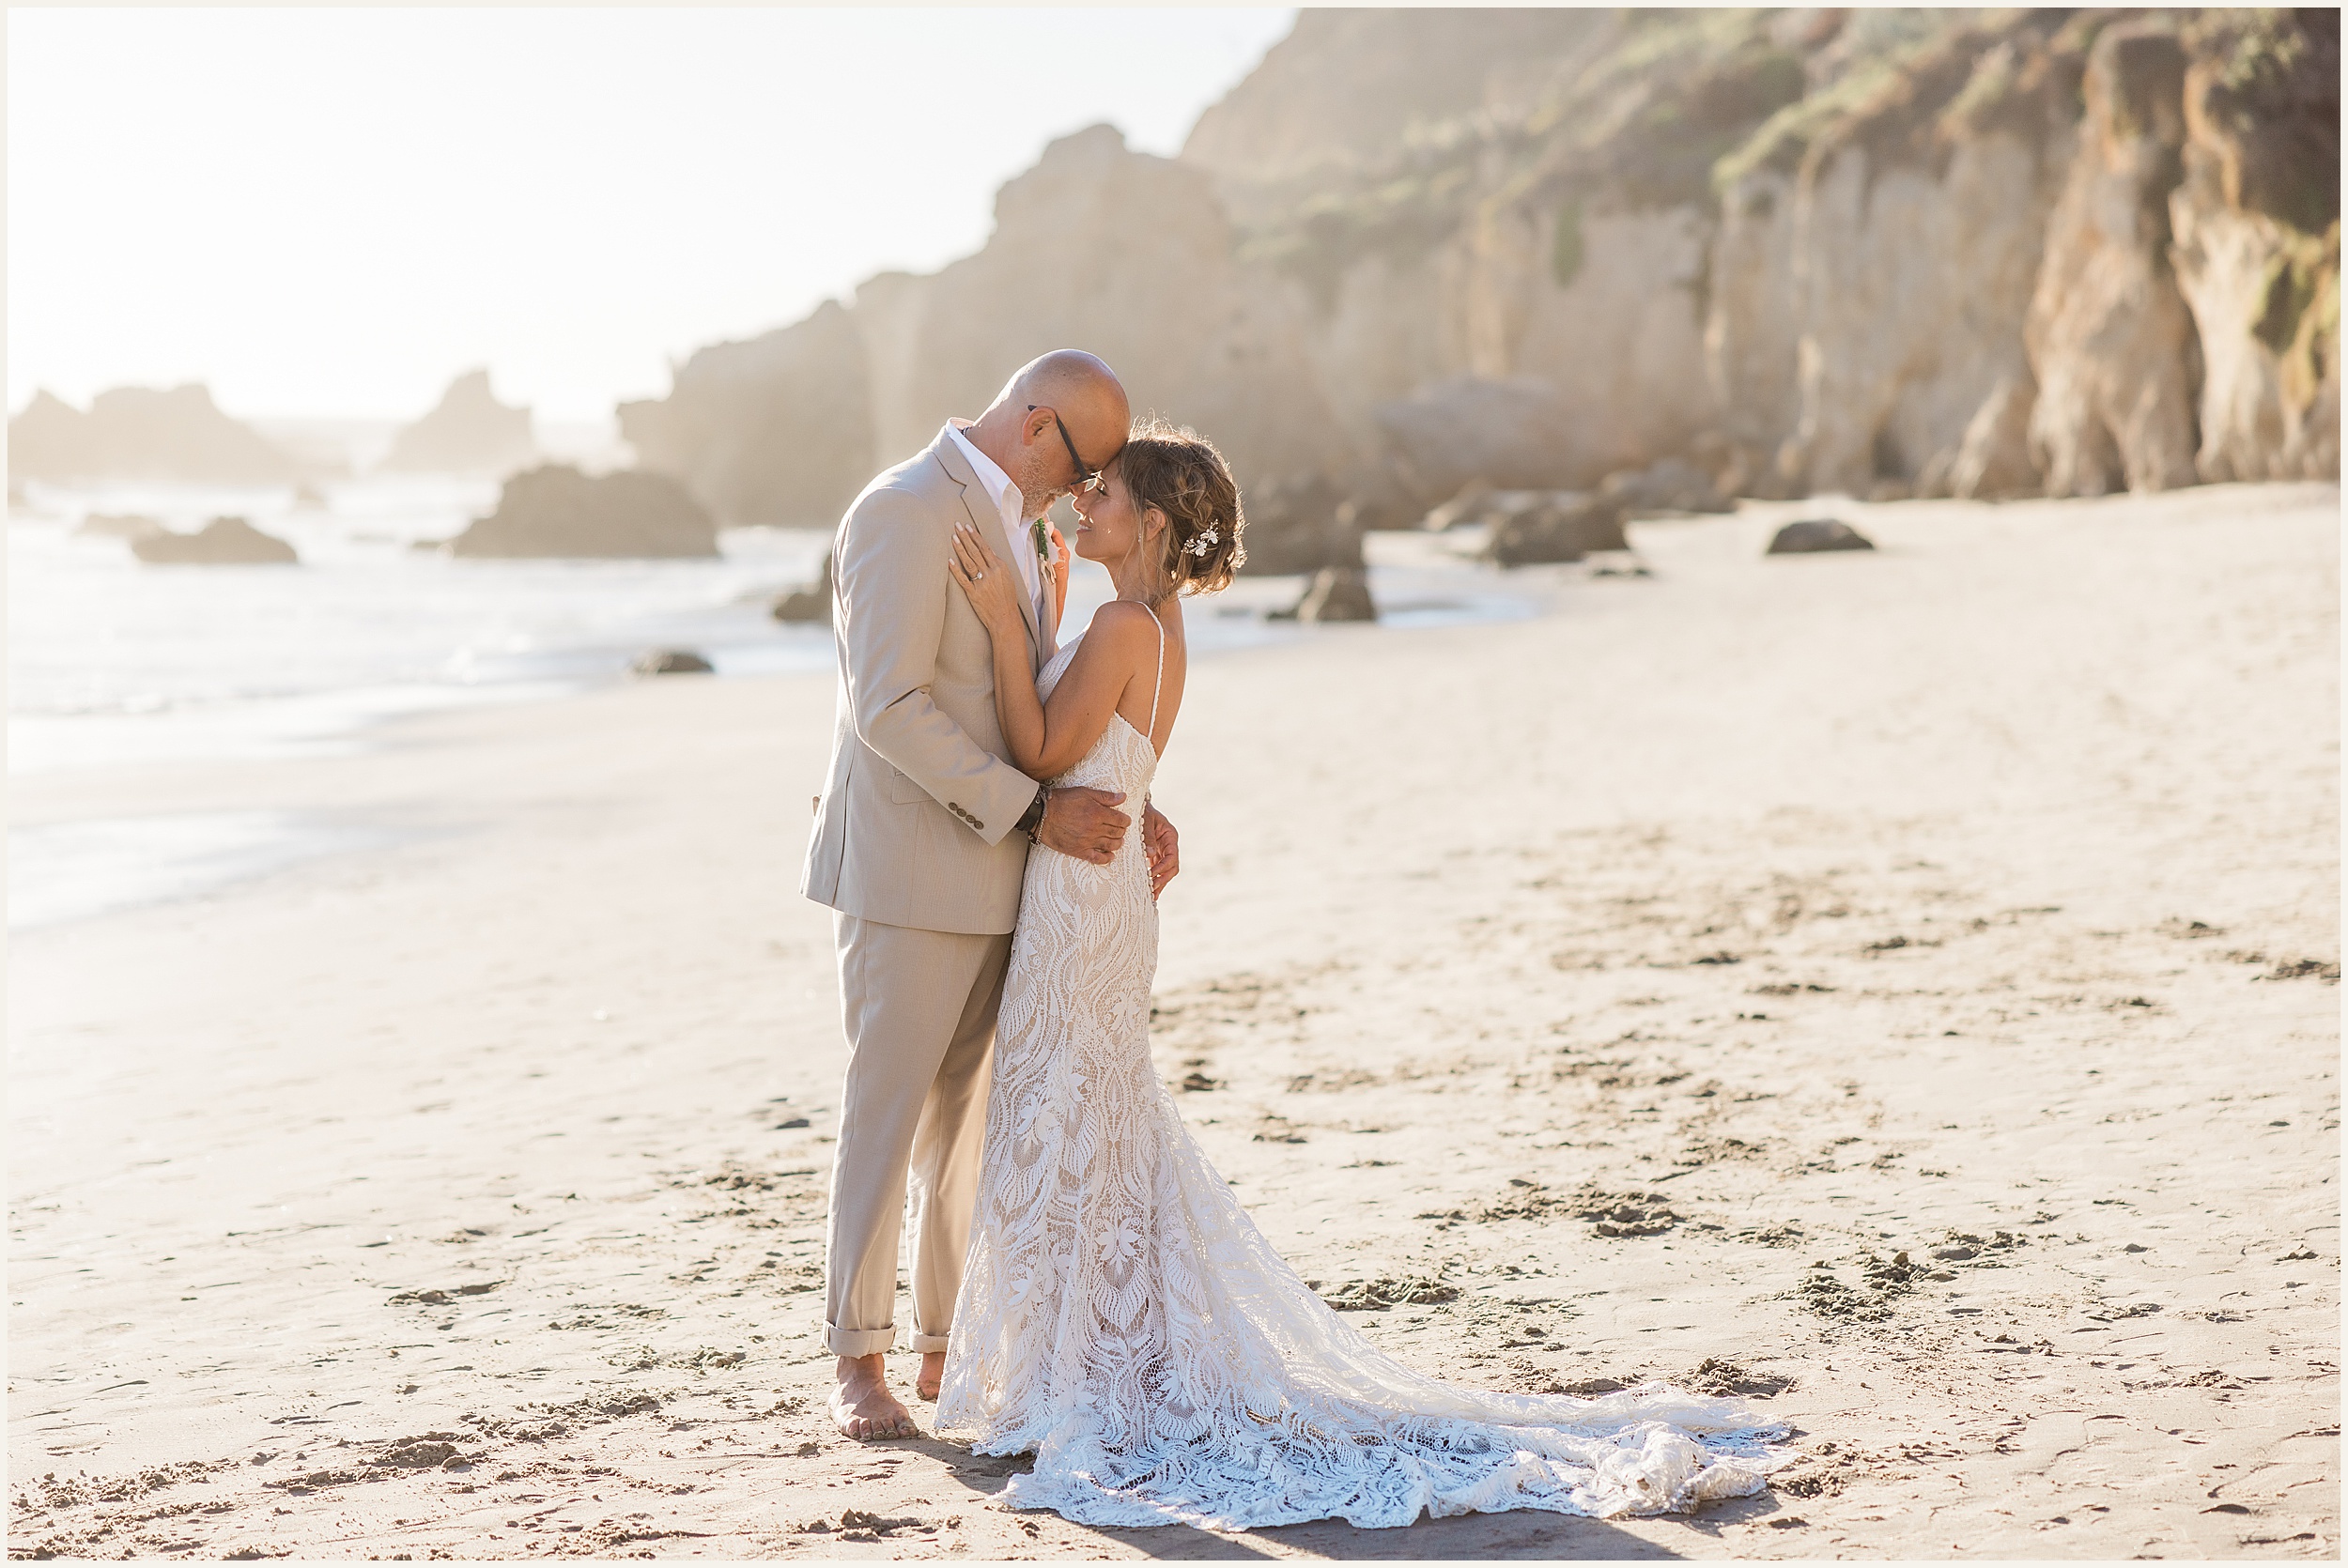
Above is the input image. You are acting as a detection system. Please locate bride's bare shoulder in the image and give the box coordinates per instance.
[1084,601,1164,668]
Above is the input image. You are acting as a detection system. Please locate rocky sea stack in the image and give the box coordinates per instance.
[8,385,301,486]
[130,516,300,565]
[447,465,718,559]
[613,8,2335,562]
[379,370,537,478]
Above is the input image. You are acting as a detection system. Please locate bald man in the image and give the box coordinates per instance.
[801,351,1181,1439]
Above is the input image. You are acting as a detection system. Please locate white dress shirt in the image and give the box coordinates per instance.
[946,421,1044,626]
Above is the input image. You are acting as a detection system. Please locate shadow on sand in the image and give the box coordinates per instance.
[927,1437,1791,1560]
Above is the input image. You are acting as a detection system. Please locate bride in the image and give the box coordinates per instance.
[937,423,1782,1530]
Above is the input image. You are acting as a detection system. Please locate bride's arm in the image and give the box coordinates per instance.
[949,526,1146,778]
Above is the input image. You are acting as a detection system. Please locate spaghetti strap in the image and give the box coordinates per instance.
[1145,607,1166,742]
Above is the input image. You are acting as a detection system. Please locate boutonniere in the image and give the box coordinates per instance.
[1030,518,1052,564]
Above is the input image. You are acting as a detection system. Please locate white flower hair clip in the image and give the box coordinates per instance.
[1186,528,1219,559]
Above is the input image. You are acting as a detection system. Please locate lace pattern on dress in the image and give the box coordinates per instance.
[935,635,1786,1530]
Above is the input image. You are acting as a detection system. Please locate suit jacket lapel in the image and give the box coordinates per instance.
[933,430,1043,663]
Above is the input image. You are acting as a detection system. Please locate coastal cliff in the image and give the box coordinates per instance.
[620,8,2338,531]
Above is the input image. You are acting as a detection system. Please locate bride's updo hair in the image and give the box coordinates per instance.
[1115,421,1244,595]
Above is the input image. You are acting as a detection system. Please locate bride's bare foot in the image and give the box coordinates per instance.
[830,1353,917,1440]
[916,1349,946,1402]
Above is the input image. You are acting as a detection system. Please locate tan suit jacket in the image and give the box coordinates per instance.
[800,425,1057,935]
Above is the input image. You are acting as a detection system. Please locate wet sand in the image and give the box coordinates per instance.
[9,484,2339,1559]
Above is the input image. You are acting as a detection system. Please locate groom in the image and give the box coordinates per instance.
[801,350,1179,1439]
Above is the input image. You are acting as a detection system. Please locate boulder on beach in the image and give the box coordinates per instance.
[76,513,163,541]
[448,465,718,559]
[770,552,832,624]
[631,649,715,676]
[1766,518,1876,555]
[130,515,300,565]
[1294,566,1378,623]
[380,370,537,478]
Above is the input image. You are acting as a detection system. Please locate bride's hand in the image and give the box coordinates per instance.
[948,525,1024,633]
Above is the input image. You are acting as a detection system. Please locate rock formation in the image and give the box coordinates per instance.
[620,302,873,530]
[1601,456,1733,516]
[1767,518,1876,555]
[770,552,832,623]
[619,9,2335,543]
[2025,23,2201,496]
[1291,566,1378,623]
[1945,377,2042,500]
[1234,472,1362,577]
[8,385,301,485]
[379,370,536,477]
[630,649,715,676]
[2167,9,2340,482]
[447,465,718,559]
[1423,488,1630,567]
[131,516,300,564]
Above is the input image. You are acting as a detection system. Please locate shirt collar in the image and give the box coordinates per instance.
[946,421,1021,521]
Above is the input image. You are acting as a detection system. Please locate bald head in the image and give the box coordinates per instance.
[965,350,1130,518]
[1003,350,1129,464]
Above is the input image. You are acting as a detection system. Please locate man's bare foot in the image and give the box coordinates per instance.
[916,1349,946,1402]
[830,1353,917,1440]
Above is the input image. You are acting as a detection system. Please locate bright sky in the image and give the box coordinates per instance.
[7,8,1296,424]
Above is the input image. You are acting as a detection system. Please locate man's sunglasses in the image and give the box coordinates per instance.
[1027,404,1102,494]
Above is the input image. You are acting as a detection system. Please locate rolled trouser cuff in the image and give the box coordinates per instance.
[907,1331,950,1353]
[826,1322,899,1357]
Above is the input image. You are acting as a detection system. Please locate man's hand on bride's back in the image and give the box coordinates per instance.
[1038,788,1129,865]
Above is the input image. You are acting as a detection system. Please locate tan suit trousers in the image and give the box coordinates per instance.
[824,912,1012,1356]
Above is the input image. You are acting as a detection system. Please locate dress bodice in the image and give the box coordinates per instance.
[1035,633,1159,809]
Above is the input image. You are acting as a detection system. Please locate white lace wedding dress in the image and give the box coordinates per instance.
[935,624,1784,1530]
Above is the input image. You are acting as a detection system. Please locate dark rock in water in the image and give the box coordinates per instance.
[631,649,715,676]
[131,515,299,565]
[380,370,536,478]
[1599,455,1732,515]
[449,465,718,559]
[1294,566,1377,623]
[76,513,163,541]
[1767,518,1876,555]
[1478,492,1630,566]
[1238,471,1362,576]
[771,551,832,623]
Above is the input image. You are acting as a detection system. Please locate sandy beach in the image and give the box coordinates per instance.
[8,485,2339,1560]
